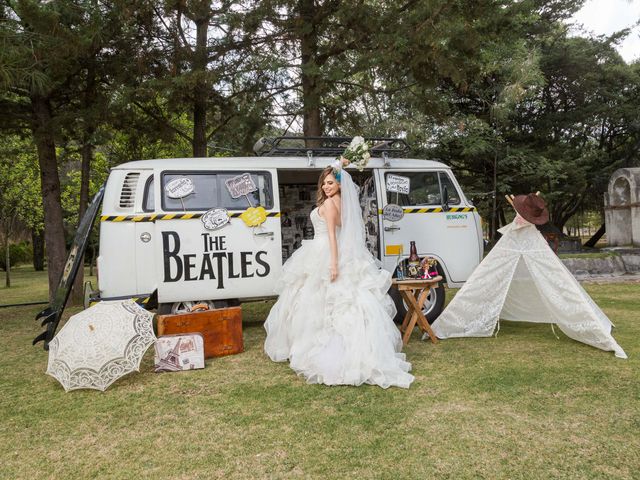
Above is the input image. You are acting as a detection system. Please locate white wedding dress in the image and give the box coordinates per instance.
[264,170,414,389]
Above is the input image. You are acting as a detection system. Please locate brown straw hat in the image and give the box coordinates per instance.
[512,193,549,225]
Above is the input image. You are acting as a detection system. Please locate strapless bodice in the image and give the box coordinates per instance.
[310,207,328,235]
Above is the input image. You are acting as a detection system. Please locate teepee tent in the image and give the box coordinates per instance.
[431,219,627,359]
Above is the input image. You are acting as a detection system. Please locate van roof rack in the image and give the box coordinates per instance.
[253,136,410,157]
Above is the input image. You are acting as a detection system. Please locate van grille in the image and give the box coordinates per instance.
[119,172,140,208]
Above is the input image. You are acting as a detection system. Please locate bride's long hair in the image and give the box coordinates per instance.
[316,167,338,207]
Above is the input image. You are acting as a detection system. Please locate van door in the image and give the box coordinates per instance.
[99,168,152,299]
[154,169,282,303]
[134,172,157,297]
[377,169,481,284]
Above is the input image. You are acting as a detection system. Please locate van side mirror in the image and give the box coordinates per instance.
[442,186,450,212]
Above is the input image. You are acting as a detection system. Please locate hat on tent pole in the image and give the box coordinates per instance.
[513,193,549,225]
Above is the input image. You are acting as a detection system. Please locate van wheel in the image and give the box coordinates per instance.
[389,281,446,325]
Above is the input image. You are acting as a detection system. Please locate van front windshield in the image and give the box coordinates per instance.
[385,171,461,206]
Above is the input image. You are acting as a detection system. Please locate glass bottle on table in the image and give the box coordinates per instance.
[396,245,405,280]
[408,241,420,278]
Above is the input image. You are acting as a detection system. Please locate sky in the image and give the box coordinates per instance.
[570,0,640,63]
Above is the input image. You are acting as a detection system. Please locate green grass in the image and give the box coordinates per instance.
[1,268,638,479]
[558,251,619,259]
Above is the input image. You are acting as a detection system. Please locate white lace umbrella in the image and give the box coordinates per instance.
[46,300,156,391]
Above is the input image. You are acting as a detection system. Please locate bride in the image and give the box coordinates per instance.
[264,159,414,389]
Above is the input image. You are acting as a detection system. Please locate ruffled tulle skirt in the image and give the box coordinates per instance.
[264,237,414,389]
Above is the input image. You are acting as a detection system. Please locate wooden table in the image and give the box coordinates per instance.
[392,276,442,346]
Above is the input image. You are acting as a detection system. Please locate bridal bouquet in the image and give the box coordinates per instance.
[339,136,371,171]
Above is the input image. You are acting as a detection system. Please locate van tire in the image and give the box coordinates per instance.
[157,303,173,315]
[389,280,446,325]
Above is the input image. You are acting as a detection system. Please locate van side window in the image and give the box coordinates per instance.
[143,176,154,212]
[218,172,273,210]
[438,172,461,205]
[385,172,441,206]
[161,171,273,211]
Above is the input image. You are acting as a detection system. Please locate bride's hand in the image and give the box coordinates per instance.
[330,263,338,282]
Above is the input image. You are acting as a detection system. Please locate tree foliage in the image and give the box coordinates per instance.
[0,135,42,285]
[1,0,639,298]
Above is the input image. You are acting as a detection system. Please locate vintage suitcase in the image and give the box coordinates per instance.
[154,334,205,372]
[157,307,243,359]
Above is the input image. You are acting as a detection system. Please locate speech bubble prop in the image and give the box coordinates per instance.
[383,203,404,222]
[240,206,267,227]
[201,208,229,231]
[165,177,195,199]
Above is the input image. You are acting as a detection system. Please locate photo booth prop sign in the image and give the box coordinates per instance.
[201,208,229,231]
[225,173,259,209]
[240,206,267,227]
[386,174,410,195]
[165,177,195,199]
[383,204,404,222]
[225,173,257,198]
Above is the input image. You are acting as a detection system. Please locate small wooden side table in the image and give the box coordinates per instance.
[392,276,442,346]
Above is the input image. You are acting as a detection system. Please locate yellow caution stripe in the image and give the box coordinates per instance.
[100,212,281,222]
[378,206,476,214]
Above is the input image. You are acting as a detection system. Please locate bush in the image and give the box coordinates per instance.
[0,242,34,271]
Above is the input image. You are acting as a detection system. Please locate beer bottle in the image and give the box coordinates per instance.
[396,245,405,280]
[408,241,420,278]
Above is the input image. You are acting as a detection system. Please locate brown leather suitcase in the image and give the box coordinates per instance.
[157,307,243,359]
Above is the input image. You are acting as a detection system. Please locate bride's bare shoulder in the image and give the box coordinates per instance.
[324,196,341,226]
[329,195,341,211]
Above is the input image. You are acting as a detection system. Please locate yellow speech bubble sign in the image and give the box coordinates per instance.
[240,206,267,227]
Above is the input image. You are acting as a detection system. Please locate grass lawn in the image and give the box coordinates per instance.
[558,252,619,259]
[0,267,638,479]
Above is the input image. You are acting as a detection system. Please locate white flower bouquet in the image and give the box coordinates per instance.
[339,136,371,171]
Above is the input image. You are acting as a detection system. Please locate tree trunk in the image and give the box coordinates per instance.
[31,94,66,302]
[192,16,209,157]
[299,0,323,144]
[490,150,498,242]
[32,228,45,271]
[4,245,9,288]
[2,215,14,287]
[584,224,605,248]
[72,61,98,305]
[4,225,10,288]
[498,205,506,229]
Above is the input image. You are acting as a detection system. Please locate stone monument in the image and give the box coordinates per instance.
[604,168,640,247]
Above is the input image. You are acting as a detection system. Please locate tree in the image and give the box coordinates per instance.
[523,34,640,230]
[0,1,147,299]
[0,3,69,299]
[0,135,43,287]
[415,1,638,240]
[123,0,276,157]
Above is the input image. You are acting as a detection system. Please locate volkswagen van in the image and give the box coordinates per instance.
[96,138,483,322]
